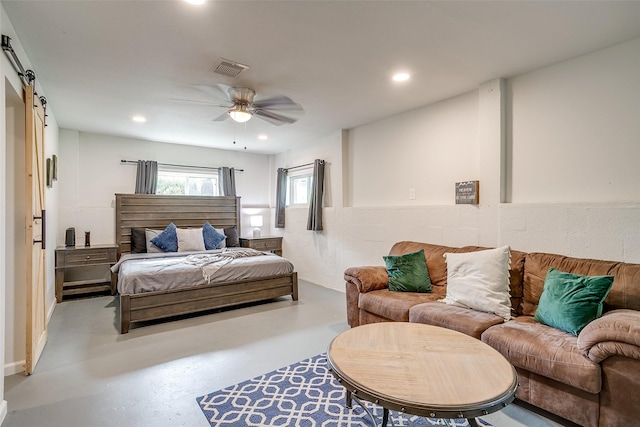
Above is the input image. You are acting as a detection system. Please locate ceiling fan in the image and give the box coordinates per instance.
[189,84,303,126]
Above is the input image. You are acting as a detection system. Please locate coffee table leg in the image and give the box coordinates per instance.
[347,393,381,427]
[381,408,389,426]
[345,391,353,409]
[467,418,479,427]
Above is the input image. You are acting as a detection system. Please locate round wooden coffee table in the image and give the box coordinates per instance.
[327,322,517,427]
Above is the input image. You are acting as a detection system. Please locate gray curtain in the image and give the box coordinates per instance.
[218,167,236,196]
[275,168,287,228]
[307,159,325,231]
[134,160,158,194]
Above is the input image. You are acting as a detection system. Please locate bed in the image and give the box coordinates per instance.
[114,193,298,333]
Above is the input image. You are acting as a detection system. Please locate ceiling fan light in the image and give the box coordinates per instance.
[228,107,252,123]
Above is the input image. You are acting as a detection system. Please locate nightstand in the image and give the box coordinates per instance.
[239,236,283,256]
[55,244,118,302]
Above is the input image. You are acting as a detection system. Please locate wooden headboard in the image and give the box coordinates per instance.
[115,194,241,259]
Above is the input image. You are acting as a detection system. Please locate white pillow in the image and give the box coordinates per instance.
[440,246,512,320]
[145,228,163,253]
[176,227,206,252]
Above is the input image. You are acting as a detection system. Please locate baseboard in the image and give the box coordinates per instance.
[0,399,7,424]
[4,360,25,376]
[47,296,57,323]
[3,298,56,377]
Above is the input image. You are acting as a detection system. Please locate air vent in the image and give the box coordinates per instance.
[211,58,249,78]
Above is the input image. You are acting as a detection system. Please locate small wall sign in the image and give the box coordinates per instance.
[455,181,479,205]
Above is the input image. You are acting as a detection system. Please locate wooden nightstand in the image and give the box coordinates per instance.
[55,244,118,302]
[239,236,283,256]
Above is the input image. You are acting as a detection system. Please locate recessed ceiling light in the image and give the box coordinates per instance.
[132,116,146,123]
[185,0,205,5]
[258,135,268,140]
[392,72,410,82]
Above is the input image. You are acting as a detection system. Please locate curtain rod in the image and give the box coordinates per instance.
[284,162,315,172]
[120,160,244,172]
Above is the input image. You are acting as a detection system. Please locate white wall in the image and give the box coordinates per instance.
[57,130,274,246]
[275,38,640,292]
[508,37,640,203]
[347,91,479,207]
[272,131,345,288]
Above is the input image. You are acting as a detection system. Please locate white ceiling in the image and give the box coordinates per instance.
[3,0,640,154]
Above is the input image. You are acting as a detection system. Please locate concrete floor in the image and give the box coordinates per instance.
[4,281,567,427]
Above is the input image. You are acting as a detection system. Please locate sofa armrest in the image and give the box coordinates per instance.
[577,309,640,364]
[344,266,389,293]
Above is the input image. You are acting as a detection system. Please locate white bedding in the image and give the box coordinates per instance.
[111,248,295,295]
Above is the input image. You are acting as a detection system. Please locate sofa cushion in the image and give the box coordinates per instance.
[534,268,614,336]
[383,249,432,293]
[481,316,601,394]
[359,289,442,322]
[409,302,505,339]
[441,246,512,320]
[388,242,526,315]
[577,309,640,363]
[388,242,468,292]
[522,252,640,316]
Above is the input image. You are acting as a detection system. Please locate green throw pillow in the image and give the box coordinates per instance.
[534,267,614,336]
[383,249,432,293]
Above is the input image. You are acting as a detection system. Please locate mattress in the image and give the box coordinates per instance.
[111,248,295,295]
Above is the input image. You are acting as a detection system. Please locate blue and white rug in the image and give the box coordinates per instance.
[197,354,492,427]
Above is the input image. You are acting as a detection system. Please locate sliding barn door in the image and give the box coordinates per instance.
[24,84,48,375]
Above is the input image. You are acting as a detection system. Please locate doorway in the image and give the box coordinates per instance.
[4,76,27,375]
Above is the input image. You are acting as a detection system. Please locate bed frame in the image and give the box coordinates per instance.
[114,193,298,333]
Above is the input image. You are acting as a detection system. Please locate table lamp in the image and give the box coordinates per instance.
[251,215,263,238]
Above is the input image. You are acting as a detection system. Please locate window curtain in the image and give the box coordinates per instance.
[218,167,236,196]
[134,160,158,194]
[307,159,325,231]
[275,168,287,228]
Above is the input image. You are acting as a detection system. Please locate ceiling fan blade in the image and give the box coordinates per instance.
[212,111,229,122]
[194,84,232,102]
[254,109,298,126]
[253,95,303,111]
[171,97,230,108]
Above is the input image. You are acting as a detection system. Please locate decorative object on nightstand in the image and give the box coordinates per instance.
[250,215,263,238]
[65,227,75,247]
[85,231,91,247]
[55,244,117,302]
[239,236,283,256]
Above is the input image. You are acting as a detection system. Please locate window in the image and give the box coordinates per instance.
[287,173,313,206]
[156,169,219,196]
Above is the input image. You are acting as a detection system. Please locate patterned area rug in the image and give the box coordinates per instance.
[197,354,493,427]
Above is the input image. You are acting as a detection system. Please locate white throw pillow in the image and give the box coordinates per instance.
[440,246,512,320]
[145,228,163,253]
[176,227,206,252]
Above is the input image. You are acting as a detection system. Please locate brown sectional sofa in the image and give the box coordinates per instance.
[344,241,640,427]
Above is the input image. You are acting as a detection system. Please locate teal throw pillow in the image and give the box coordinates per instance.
[383,249,432,293]
[534,267,614,336]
